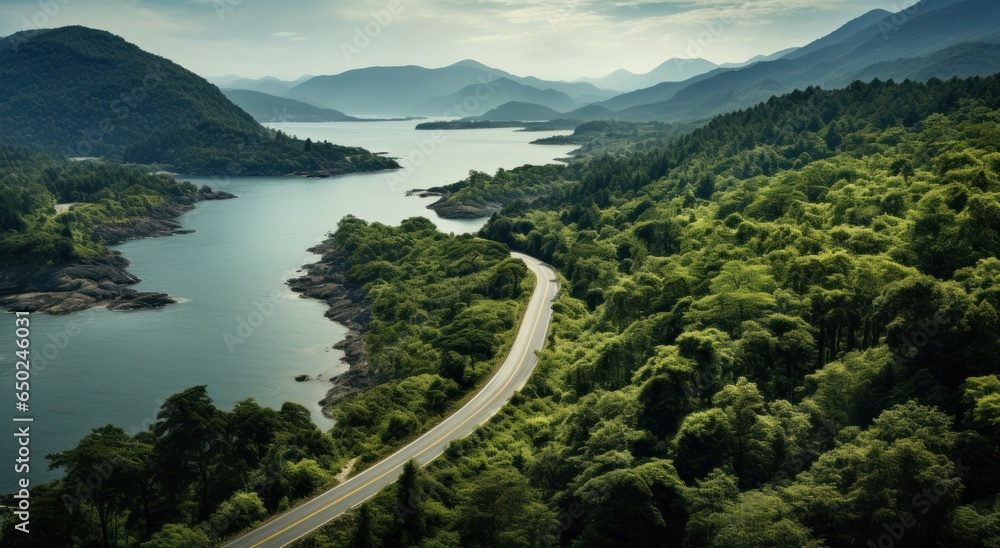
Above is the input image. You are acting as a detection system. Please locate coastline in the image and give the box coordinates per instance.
[426,194,499,219]
[286,240,376,416]
[0,188,235,315]
[406,187,497,219]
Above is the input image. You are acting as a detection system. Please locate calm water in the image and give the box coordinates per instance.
[0,121,574,490]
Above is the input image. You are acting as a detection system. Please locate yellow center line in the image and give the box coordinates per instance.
[245,262,552,547]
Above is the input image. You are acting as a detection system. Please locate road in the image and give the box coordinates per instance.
[224,252,558,547]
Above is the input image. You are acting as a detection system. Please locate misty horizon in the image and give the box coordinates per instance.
[0,0,919,82]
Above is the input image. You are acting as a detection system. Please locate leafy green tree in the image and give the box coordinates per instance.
[286,459,333,499]
[706,490,821,548]
[575,460,686,546]
[484,257,528,300]
[688,262,777,333]
[48,425,148,547]
[455,467,548,547]
[789,402,962,545]
[350,505,375,548]
[386,460,425,547]
[637,347,701,439]
[140,524,211,548]
[152,386,225,520]
[672,409,734,484]
[205,491,267,539]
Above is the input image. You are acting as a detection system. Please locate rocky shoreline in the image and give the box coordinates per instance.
[406,187,497,219]
[427,195,500,219]
[0,189,235,314]
[287,240,377,415]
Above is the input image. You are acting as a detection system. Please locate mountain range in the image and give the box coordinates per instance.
[216,51,795,119]
[575,49,796,92]
[597,0,1000,122]
[4,0,992,141]
[281,59,614,116]
[208,74,314,96]
[575,57,720,93]
[221,89,361,123]
[417,77,580,116]
[0,26,397,176]
[209,0,999,126]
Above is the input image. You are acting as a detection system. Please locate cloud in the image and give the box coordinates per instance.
[456,32,531,44]
[271,31,307,41]
[0,0,916,82]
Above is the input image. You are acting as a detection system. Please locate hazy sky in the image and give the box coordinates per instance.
[0,0,919,81]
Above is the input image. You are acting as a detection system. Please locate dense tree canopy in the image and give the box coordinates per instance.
[5,74,1000,547]
[0,216,533,546]
[323,215,532,464]
[0,389,336,547]
[305,75,1000,547]
[0,143,203,266]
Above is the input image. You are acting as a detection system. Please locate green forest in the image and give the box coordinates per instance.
[4,73,1000,546]
[307,75,1000,546]
[0,218,533,547]
[0,387,339,547]
[0,143,205,266]
[427,122,697,218]
[320,216,533,465]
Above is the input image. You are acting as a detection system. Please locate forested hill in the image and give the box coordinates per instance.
[0,26,397,176]
[302,74,1000,545]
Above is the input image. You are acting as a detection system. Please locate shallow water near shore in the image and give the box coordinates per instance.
[0,121,574,490]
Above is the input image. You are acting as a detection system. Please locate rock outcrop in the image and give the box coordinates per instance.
[0,189,235,314]
[287,240,377,414]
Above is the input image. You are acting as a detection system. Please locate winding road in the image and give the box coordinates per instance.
[224,252,558,547]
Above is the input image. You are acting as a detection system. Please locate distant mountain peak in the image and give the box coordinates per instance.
[449,59,493,70]
[600,0,1000,123]
[651,57,715,71]
[472,101,564,121]
[782,8,894,60]
[607,68,640,77]
[576,57,720,92]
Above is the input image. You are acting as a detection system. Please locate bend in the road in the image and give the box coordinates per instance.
[224,253,557,547]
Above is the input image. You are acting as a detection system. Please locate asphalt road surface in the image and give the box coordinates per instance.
[224,252,558,547]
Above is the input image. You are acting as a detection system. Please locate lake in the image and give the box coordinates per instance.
[0,121,575,490]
